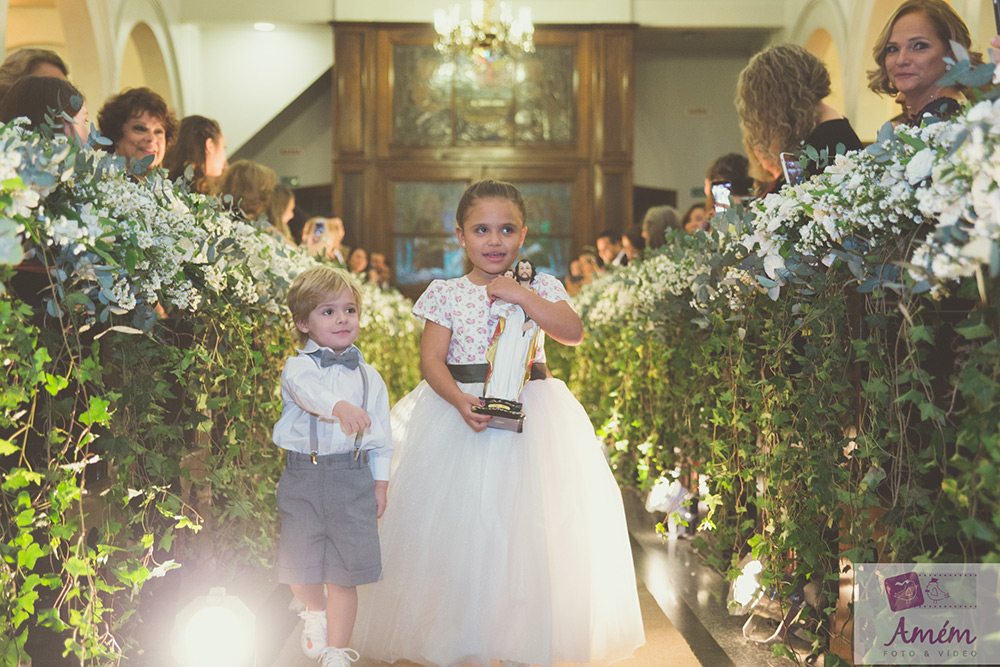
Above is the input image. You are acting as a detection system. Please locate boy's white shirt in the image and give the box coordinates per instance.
[272,339,393,481]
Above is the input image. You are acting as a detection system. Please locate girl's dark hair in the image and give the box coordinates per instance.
[455,179,526,228]
[0,76,83,129]
[162,115,222,192]
[97,86,178,149]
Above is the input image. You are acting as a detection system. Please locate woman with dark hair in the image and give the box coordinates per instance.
[622,224,645,263]
[97,87,178,176]
[162,115,227,194]
[0,76,88,143]
[737,43,863,192]
[868,0,982,126]
[0,48,68,101]
[681,203,708,233]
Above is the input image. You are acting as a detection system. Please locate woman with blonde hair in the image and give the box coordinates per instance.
[302,216,348,264]
[868,0,982,126]
[218,159,275,221]
[0,48,68,101]
[736,43,862,192]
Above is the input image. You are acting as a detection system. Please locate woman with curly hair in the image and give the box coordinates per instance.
[97,87,178,177]
[868,0,982,126]
[162,115,227,195]
[736,43,862,193]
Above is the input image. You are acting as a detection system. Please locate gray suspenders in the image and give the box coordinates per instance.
[308,357,369,464]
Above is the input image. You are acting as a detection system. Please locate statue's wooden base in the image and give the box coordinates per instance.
[472,397,525,433]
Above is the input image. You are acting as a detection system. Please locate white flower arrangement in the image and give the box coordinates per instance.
[0,120,320,326]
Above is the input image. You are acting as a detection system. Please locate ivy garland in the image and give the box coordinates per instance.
[0,120,420,664]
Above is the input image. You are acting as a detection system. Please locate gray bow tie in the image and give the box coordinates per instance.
[311,347,360,370]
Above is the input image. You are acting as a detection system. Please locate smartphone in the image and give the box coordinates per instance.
[312,220,326,243]
[994,0,1000,34]
[711,181,732,213]
[780,152,803,187]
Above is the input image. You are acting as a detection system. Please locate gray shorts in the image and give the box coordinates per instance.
[275,451,382,587]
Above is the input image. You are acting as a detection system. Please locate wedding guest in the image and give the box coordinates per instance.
[578,248,601,286]
[97,87,177,177]
[596,230,628,268]
[348,247,369,276]
[1,76,89,308]
[0,77,88,143]
[266,185,297,245]
[868,0,982,126]
[218,159,275,222]
[641,206,679,251]
[302,216,348,265]
[0,48,68,101]
[622,225,645,263]
[737,44,863,194]
[162,115,227,195]
[681,203,708,233]
[367,251,392,289]
[563,259,585,296]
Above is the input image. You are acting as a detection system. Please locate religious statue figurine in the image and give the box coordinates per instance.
[473,258,540,432]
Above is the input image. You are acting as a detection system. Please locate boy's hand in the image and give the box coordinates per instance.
[332,400,371,435]
[375,481,388,518]
[454,393,491,432]
[486,275,524,305]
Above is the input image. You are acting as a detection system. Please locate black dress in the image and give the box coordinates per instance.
[763,117,864,194]
[907,96,962,126]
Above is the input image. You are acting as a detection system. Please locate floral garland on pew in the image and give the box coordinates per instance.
[0,118,421,663]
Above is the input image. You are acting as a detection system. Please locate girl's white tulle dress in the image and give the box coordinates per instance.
[352,274,644,666]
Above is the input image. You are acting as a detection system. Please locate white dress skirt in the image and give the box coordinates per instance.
[352,377,645,666]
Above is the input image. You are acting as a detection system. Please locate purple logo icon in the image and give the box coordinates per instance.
[885,571,924,612]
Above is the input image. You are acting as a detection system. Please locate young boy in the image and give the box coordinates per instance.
[273,266,393,667]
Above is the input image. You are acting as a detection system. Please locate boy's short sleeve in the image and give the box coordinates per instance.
[412,279,452,329]
[533,271,570,303]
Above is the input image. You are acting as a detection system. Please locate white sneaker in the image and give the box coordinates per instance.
[299,609,327,659]
[319,646,360,667]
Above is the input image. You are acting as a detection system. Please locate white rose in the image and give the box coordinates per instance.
[906,148,935,184]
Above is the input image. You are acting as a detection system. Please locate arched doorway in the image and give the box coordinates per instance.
[119,21,173,108]
[4,0,112,117]
[804,28,846,117]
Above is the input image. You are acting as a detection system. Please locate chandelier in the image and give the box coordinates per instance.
[433,0,535,62]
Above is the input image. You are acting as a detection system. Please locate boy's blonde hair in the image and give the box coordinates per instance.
[287,266,363,346]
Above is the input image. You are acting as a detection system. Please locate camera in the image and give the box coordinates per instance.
[313,220,326,243]
[780,152,804,187]
[711,181,732,213]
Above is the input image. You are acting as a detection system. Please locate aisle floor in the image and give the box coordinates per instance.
[267,489,788,667]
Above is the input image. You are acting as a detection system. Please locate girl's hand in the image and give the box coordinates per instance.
[486,274,524,305]
[375,480,388,518]
[454,393,491,432]
[332,400,371,435]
